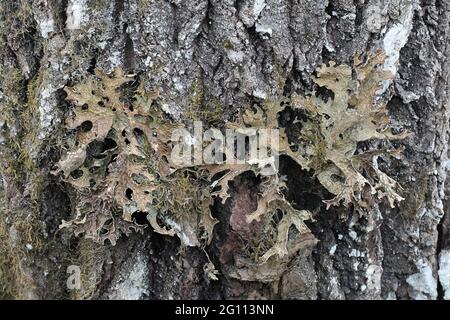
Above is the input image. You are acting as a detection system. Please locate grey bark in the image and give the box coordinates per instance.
[0,0,448,300]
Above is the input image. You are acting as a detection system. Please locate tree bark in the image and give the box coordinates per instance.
[0,0,448,300]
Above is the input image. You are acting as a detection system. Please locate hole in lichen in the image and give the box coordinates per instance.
[104,138,118,150]
[211,184,222,194]
[331,174,345,183]
[87,140,109,158]
[80,120,93,132]
[290,144,299,152]
[89,166,102,174]
[279,155,327,210]
[131,211,150,226]
[125,188,133,200]
[81,104,89,110]
[98,101,105,107]
[210,169,230,182]
[70,169,84,179]
[271,209,284,226]
[279,106,308,148]
[93,154,107,160]
[315,85,335,102]
[133,128,146,144]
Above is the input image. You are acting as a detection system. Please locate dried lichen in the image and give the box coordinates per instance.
[54,50,407,276]
[290,50,408,209]
[53,68,217,246]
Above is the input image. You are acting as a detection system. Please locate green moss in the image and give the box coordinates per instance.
[0,68,26,179]
[89,0,109,11]
[0,65,49,298]
[185,78,224,126]
[223,38,234,50]
[0,193,44,299]
[0,66,42,182]
[0,0,34,39]
[69,239,106,300]
[136,0,151,16]
[0,203,22,299]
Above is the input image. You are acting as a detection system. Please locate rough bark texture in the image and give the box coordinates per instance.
[0,0,448,300]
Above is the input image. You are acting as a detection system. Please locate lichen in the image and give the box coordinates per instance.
[290,50,408,209]
[53,50,407,277]
[53,68,217,247]
[66,0,88,30]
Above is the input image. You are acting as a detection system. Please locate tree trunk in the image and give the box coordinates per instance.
[0,0,448,300]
